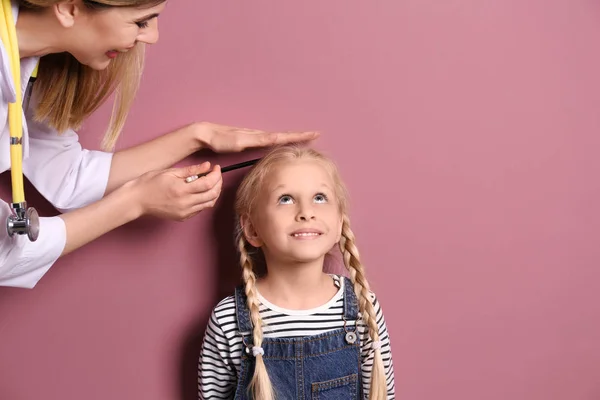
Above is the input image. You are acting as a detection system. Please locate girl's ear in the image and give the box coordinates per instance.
[241,215,263,247]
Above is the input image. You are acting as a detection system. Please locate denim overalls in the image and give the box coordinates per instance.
[233,277,363,400]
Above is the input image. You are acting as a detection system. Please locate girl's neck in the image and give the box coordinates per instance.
[257,258,338,310]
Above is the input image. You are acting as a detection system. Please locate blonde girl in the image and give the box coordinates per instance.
[199,144,395,399]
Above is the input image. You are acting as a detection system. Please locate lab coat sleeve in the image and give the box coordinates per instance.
[0,113,112,288]
[0,119,112,288]
[22,118,113,213]
[0,200,66,288]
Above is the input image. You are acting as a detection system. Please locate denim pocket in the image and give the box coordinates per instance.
[311,373,358,400]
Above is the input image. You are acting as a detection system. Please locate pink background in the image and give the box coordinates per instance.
[2,0,600,399]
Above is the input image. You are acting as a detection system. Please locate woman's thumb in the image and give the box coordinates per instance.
[180,162,212,181]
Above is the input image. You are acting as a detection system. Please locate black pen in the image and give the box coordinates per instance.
[185,158,261,183]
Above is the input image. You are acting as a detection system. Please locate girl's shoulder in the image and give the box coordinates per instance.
[208,295,237,325]
[213,294,237,310]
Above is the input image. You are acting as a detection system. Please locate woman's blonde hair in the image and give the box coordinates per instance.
[234,144,388,400]
[20,0,164,151]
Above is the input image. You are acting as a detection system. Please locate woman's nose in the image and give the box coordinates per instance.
[137,19,160,45]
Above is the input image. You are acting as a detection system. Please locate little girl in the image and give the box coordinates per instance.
[198,144,395,400]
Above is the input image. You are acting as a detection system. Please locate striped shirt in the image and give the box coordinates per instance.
[198,275,395,399]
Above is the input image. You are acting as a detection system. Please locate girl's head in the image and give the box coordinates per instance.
[234,144,388,400]
[20,0,167,150]
[235,144,348,268]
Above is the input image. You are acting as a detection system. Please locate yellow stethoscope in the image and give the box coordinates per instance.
[0,0,39,242]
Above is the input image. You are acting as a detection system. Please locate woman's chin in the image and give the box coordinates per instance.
[73,54,112,71]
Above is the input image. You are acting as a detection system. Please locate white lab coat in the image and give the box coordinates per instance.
[0,1,113,288]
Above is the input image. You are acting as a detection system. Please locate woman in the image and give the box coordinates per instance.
[0,0,318,289]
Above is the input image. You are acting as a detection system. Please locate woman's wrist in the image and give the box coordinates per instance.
[190,121,214,152]
[112,179,146,222]
[58,178,145,256]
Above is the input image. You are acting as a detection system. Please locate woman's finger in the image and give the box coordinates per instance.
[180,186,222,219]
[185,165,222,194]
[231,128,267,134]
[188,195,220,216]
[238,131,320,149]
[268,131,320,144]
[179,162,212,182]
[188,177,223,206]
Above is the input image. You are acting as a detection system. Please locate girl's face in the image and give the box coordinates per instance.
[243,159,343,266]
[59,1,165,70]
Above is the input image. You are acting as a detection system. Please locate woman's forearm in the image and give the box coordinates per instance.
[59,181,143,256]
[106,123,203,194]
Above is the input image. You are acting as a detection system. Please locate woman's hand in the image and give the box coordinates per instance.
[60,162,222,256]
[193,122,320,153]
[107,122,318,195]
[128,161,222,221]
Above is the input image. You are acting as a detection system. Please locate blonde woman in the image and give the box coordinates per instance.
[0,0,318,288]
[198,144,395,400]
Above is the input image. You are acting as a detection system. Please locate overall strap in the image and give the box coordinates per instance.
[342,276,360,321]
[234,285,253,336]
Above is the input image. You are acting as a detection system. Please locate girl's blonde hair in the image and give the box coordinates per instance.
[20,0,164,151]
[234,144,388,400]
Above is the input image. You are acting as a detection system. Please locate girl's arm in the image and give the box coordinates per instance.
[360,292,396,399]
[198,309,238,399]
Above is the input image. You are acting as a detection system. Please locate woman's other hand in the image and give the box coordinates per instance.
[193,121,320,153]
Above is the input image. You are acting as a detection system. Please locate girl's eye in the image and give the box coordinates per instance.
[278,195,294,205]
[136,21,150,28]
[314,193,328,203]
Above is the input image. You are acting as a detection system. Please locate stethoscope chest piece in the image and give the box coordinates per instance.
[7,202,39,242]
